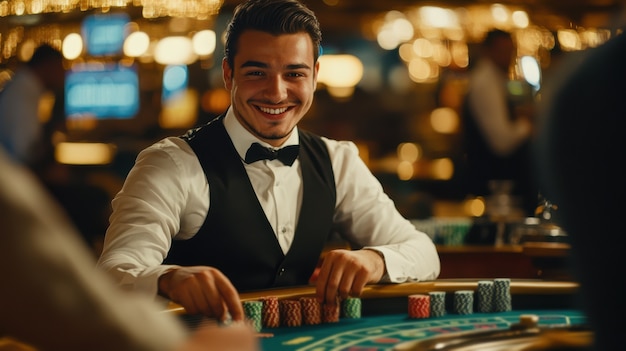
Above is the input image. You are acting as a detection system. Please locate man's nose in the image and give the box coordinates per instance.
[264,75,288,102]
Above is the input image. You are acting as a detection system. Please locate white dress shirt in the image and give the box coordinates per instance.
[97,108,440,296]
[467,59,532,157]
[0,68,45,164]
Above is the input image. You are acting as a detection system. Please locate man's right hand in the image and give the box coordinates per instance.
[158,266,244,322]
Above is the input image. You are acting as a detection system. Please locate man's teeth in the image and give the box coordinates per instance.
[259,106,287,114]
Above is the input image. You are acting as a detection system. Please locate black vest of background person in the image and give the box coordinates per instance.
[164,115,337,292]
[461,93,534,216]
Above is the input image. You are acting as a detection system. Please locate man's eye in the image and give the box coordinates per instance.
[245,71,264,76]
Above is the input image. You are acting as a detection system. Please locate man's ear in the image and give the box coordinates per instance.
[222,58,233,89]
[313,60,320,87]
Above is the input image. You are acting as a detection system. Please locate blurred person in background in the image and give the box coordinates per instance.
[0,146,260,351]
[461,29,536,216]
[0,44,65,175]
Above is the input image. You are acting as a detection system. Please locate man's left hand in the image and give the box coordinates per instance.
[314,249,385,305]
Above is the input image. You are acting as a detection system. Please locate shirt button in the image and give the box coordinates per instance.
[281,227,287,234]
[278,268,285,276]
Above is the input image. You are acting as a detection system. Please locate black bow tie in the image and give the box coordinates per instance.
[244,142,299,166]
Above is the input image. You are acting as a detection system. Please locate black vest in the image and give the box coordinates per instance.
[461,90,531,197]
[163,116,336,292]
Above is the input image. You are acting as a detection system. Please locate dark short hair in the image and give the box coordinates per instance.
[27,44,63,67]
[223,0,322,69]
[482,29,512,48]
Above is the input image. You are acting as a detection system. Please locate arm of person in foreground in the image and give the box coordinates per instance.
[0,149,257,351]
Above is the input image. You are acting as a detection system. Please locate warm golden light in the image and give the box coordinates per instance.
[124,31,150,57]
[318,54,364,88]
[62,33,83,60]
[419,6,459,29]
[430,158,454,180]
[464,197,486,217]
[430,107,459,134]
[490,4,510,24]
[408,57,431,82]
[512,10,529,28]
[192,29,216,56]
[376,11,414,50]
[18,40,37,62]
[201,88,230,114]
[413,38,434,58]
[318,54,364,98]
[0,0,223,18]
[159,89,198,129]
[38,92,56,123]
[397,160,414,180]
[557,29,582,51]
[55,142,116,165]
[154,36,196,65]
[397,142,421,162]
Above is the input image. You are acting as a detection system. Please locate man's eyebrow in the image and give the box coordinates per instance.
[286,63,311,70]
[241,60,268,68]
[240,61,311,70]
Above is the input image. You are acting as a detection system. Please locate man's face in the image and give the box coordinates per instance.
[223,30,319,147]
[490,36,515,73]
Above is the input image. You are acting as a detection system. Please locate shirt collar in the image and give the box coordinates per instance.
[223,107,300,161]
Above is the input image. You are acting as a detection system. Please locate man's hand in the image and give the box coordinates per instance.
[314,249,385,305]
[158,266,244,322]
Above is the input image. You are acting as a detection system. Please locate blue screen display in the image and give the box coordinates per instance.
[65,64,139,119]
[82,13,129,56]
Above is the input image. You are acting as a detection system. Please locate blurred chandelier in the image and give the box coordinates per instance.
[0,0,224,18]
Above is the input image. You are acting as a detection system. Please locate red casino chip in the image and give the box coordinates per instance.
[408,294,430,319]
[322,302,340,323]
[279,299,302,327]
[261,296,280,328]
[300,297,322,325]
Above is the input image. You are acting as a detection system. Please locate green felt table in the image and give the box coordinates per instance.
[261,310,586,350]
[171,279,589,350]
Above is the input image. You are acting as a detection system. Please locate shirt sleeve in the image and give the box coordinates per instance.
[97,137,209,296]
[325,138,441,282]
[0,150,188,351]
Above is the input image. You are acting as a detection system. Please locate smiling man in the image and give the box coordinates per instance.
[97,0,440,322]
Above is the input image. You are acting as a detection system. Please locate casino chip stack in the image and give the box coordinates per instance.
[242,300,263,332]
[476,280,494,313]
[492,278,512,312]
[322,302,340,323]
[408,294,430,319]
[300,297,322,325]
[428,291,446,317]
[341,297,362,319]
[261,296,280,328]
[280,299,302,327]
[453,290,474,315]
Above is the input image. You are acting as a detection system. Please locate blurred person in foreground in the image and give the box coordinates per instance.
[534,28,626,350]
[0,147,260,351]
[462,29,536,216]
[97,0,440,322]
[0,44,65,173]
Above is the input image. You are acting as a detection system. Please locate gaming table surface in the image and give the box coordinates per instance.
[261,309,586,350]
[173,279,590,351]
